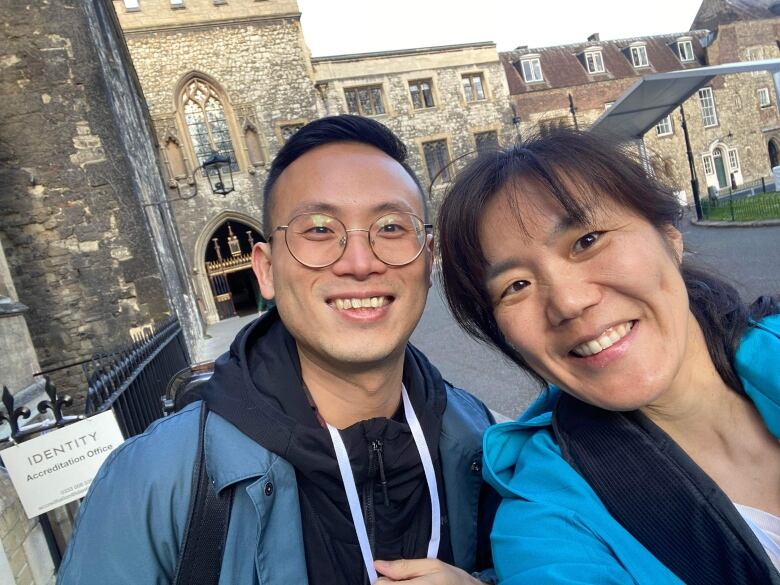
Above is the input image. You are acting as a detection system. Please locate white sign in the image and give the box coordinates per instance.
[1,410,125,518]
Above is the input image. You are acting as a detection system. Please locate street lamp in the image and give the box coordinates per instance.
[202,151,235,196]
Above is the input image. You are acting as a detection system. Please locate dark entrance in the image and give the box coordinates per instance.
[769,139,779,169]
[205,220,265,320]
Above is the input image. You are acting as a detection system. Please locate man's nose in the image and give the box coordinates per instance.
[543,267,602,327]
[330,229,387,279]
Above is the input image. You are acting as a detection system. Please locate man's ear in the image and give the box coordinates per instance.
[663,225,684,265]
[252,242,275,300]
[425,233,434,288]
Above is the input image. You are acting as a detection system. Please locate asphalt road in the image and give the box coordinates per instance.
[410,218,780,419]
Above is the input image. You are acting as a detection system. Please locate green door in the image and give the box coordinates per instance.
[713,149,728,189]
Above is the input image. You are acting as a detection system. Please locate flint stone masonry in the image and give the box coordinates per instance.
[0,0,172,407]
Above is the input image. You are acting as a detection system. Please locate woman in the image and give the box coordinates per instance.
[437,129,780,585]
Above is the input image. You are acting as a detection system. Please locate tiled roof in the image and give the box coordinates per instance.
[500,31,710,95]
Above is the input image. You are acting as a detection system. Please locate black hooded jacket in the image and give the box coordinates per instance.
[190,309,457,584]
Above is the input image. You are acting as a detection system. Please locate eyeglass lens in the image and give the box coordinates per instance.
[285,212,427,267]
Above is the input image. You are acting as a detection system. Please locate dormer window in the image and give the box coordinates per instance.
[677,39,695,62]
[123,0,140,9]
[585,50,605,74]
[630,44,649,68]
[520,57,543,83]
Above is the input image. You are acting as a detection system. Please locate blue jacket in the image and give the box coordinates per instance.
[58,385,493,585]
[483,314,780,584]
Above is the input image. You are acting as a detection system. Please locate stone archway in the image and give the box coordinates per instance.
[194,211,265,324]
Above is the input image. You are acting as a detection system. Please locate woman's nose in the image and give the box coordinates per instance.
[544,269,602,326]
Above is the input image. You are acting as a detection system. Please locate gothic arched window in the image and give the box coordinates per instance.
[181,78,238,171]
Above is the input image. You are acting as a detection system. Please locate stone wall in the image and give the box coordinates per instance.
[122,14,321,323]
[0,0,176,406]
[313,43,514,205]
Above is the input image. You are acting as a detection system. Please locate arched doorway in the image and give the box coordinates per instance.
[713,147,728,189]
[205,220,265,320]
[769,139,779,169]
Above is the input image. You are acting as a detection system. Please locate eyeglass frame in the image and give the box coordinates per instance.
[269,211,433,268]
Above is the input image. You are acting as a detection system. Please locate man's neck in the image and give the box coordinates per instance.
[297,345,406,429]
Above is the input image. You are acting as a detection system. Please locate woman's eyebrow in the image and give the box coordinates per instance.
[485,257,524,282]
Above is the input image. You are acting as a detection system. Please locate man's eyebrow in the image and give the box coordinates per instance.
[286,199,418,219]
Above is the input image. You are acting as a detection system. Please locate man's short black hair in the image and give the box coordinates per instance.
[262,115,426,236]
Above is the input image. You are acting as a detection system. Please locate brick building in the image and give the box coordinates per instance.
[501,0,780,199]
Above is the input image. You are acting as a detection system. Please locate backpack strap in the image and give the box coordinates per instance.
[553,392,780,585]
[173,403,234,585]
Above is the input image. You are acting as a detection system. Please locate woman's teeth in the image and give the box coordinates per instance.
[572,321,634,357]
[334,296,388,310]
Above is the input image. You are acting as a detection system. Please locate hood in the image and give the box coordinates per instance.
[735,313,780,439]
[482,387,560,498]
[190,307,447,474]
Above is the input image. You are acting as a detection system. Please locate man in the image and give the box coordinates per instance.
[58,115,496,584]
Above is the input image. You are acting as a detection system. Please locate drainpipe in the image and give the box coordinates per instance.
[568,93,580,130]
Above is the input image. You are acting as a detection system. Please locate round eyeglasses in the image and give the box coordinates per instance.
[271,212,432,268]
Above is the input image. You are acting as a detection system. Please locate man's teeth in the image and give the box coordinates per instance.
[572,322,634,357]
[334,297,389,310]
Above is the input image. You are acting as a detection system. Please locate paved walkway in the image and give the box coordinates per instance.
[195,313,263,362]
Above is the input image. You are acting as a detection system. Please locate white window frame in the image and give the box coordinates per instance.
[171,0,185,6]
[698,87,719,127]
[758,87,771,108]
[585,50,605,74]
[728,149,740,171]
[702,154,714,175]
[521,58,544,83]
[604,101,615,110]
[677,40,694,62]
[655,115,673,137]
[630,45,649,68]
[123,0,140,9]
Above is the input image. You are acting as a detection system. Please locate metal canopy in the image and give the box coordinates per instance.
[590,59,780,140]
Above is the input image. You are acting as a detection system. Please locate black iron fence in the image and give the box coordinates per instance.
[84,316,190,438]
[701,178,780,221]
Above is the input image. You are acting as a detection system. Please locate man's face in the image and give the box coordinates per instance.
[253,142,433,373]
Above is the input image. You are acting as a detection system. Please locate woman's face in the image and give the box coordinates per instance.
[479,183,704,411]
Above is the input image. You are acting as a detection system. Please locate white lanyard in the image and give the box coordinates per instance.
[326,385,440,584]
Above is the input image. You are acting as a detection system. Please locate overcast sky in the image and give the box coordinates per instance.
[297,0,705,57]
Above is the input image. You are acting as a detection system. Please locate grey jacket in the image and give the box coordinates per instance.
[58,386,494,585]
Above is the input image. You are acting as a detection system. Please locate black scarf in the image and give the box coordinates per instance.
[553,391,780,585]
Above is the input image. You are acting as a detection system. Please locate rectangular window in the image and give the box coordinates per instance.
[520,58,543,82]
[702,154,714,175]
[461,73,486,102]
[422,139,451,182]
[630,45,649,68]
[585,51,605,74]
[728,149,740,171]
[123,0,140,9]
[758,87,771,107]
[678,40,694,62]
[655,115,673,136]
[409,79,435,109]
[698,87,718,127]
[344,85,386,116]
[474,131,499,153]
[171,0,185,6]
[604,101,615,110]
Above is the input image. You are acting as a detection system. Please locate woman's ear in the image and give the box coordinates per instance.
[663,225,684,265]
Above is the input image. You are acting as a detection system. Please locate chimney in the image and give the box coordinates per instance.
[587,33,600,42]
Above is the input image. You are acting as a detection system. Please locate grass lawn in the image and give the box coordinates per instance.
[702,192,780,221]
